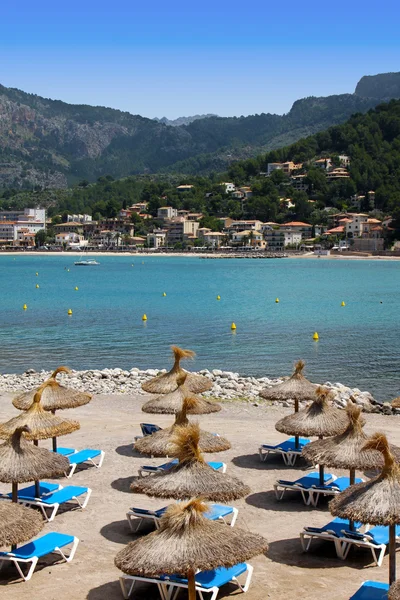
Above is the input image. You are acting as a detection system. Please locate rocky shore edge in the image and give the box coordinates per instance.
[0,367,396,415]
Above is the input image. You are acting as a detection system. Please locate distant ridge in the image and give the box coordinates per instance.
[153,114,218,127]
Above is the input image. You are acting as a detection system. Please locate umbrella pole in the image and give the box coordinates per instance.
[52,437,57,452]
[33,439,38,447]
[348,468,356,530]
[188,569,196,600]
[389,524,396,585]
[294,400,300,449]
[34,480,40,498]
[318,464,324,486]
[12,481,18,503]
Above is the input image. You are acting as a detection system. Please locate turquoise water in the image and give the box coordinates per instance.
[0,255,399,401]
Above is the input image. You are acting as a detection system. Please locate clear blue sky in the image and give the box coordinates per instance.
[2,0,400,119]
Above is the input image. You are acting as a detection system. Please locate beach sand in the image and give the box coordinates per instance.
[0,391,398,599]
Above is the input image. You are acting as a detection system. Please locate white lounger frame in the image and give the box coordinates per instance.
[19,488,92,521]
[341,530,399,566]
[0,536,79,581]
[300,528,344,557]
[66,450,105,478]
[119,563,253,600]
[259,445,302,466]
[138,463,227,478]
[308,478,365,507]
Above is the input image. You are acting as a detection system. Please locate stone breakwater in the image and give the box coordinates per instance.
[0,368,395,415]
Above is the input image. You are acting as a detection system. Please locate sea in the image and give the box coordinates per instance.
[0,255,399,401]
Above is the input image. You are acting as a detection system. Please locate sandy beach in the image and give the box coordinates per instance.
[0,390,398,600]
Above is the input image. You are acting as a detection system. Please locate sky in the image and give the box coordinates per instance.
[1,0,400,119]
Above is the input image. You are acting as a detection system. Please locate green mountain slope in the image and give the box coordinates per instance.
[0,72,400,188]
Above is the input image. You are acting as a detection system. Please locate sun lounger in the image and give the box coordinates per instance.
[0,482,62,500]
[349,580,389,600]
[274,472,335,505]
[300,517,362,557]
[127,503,238,532]
[18,485,92,521]
[119,563,253,600]
[139,460,227,477]
[134,423,163,443]
[162,563,254,600]
[309,476,364,507]
[66,449,105,477]
[340,525,400,566]
[0,532,79,582]
[259,437,310,466]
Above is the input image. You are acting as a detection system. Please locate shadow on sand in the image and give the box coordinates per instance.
[99,519,141,545]
[111,475,138,494]
[245,490,318,513]
[87,580,160,600]
[115,444,135,457]
[232,453,309,471]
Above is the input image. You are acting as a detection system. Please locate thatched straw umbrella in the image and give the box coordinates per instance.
[0,381,80,447]
[276,387,349,485]
[12,366,92,411]
[13,366,90,451]
[392,397,400,409]
[135,377,230,457]
[131,423,250,502]
[259,360,318,411]
[0,426,69,501]
[115,498,268,600]
[303,403,400,486]
[330,434,400,585]
[142,346,212,394]
[0,502,44,548]
[389,580,400,599]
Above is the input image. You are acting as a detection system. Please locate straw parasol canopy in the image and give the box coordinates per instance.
[0,502,44,547]
[115,498,268,600]
[141,346,212,394]
[0,381,80,441]
[302,403,400,483]
[330,433,400,584]
[131,423,250,502]
[389,581,400,600]
[135,379,230,457]
[0,426,69,484]
[12,366,92,411]
[275,386,348,438]
[392,397,400,409]
[259,360,318,411]
[142,371,221,415]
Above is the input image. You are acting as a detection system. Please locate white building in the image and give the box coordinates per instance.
[157,206,178,220]
[147,230,167,248]
[203,232,225,248]
[229,220,263,232]
[67,214,92,223]
[220,182,236,193]
[55,232,88,248]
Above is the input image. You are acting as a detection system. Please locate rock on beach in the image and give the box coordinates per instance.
[0,367,390,414]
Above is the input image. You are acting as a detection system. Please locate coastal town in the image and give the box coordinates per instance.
[0,158,395,255]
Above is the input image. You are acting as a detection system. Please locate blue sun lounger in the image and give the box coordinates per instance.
[300,517,362,557]
[134,423,163,444]
[0,532,79,582]
[274,472,335,505]
[259,437,310,466]
[341,525,400,566]
[349,581,389,600]
[309,476,364,507]
[139,460,227,477]
[0,482,62,500]
[127,503,239,532]
[119,563,253,600]
[56,447,77,456]
[17,485,92,521]
[66,449,105,477]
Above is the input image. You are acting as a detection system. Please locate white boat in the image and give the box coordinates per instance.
[74,259,100,266]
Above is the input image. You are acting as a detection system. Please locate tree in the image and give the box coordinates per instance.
[35,229,46,248]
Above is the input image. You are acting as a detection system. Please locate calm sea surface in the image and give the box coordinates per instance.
[0,255,399,401]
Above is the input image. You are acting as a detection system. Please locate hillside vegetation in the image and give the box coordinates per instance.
[1,72,400,188]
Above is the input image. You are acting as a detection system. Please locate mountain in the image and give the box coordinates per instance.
[153,114,218,126]
[0,72,400,189]
[355,72,400,100]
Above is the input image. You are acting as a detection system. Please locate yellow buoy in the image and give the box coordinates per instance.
[35,284,39,289]
[142,314,147,321]
[162,292,167,297]
[142,262,144,265]
[75,286,79,291]
[67,309,73,316]
[231,322,236,330]
[341,301,346,307]
[67,269,70,272]
[216,295,221,300]
[313,332,319,341]
[23,304,27,310]
[35,272,39,276]
[275,298,279,303]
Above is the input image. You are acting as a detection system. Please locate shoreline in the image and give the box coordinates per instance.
[0,367,393,414]
[0,250,400,260]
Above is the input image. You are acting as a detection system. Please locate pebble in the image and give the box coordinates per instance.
[0,368,391,414]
